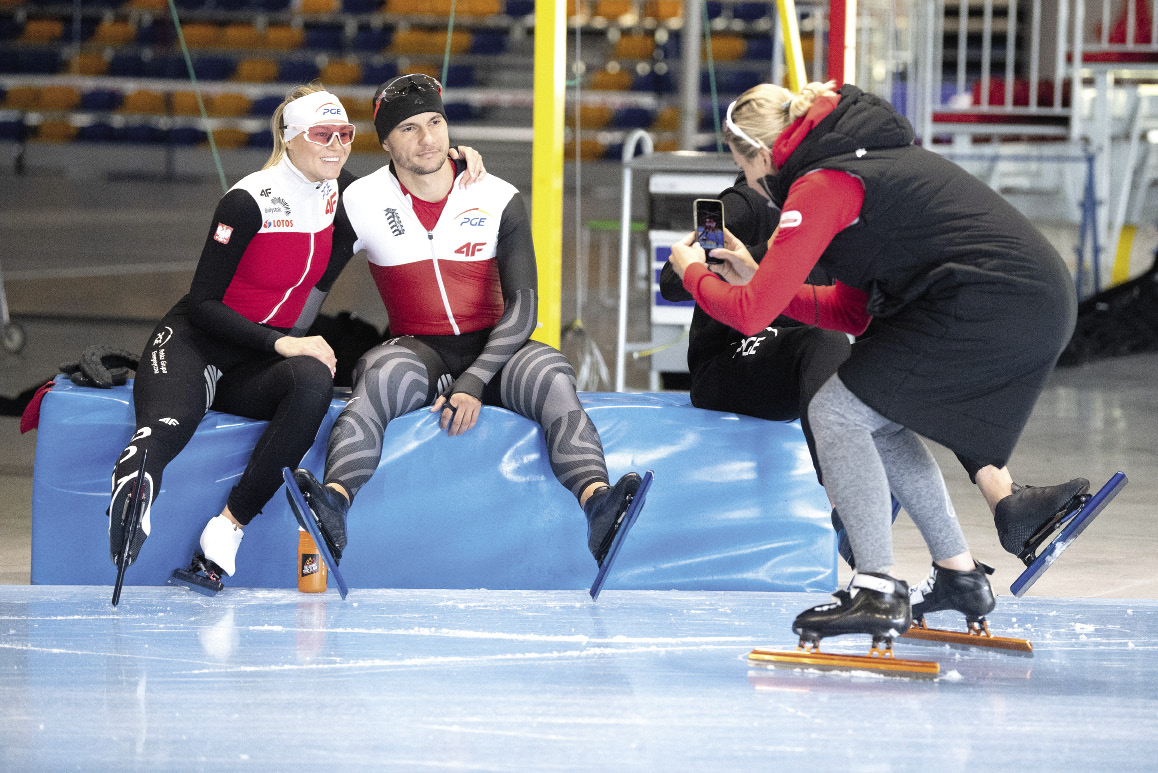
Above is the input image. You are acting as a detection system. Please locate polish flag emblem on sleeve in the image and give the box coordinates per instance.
[214,223,233,244]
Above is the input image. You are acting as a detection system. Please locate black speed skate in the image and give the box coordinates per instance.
[909,561,996,625]
[292,468,349,563]
[793,572,912,651]
[169,553,226,596]
[583,472,643,566]
[994,478,1089,562]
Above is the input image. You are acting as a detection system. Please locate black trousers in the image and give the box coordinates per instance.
[111,305,333,525]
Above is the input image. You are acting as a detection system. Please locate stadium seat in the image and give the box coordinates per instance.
[278,58,320,83]
[122,123,168,143]
[564,138,606,161]
[706,35,746,61]
[0,17,21,41]
[460,0,502,16]
[142,55,188,79]
[353,26,391,51]
[254,0,293,10]
[643,0,681,22]
[212,92,252,117]
[361,58,398,85]
[470,30,508,55]
[301,0,339,11]
[211,128,249,148]
[0,119,27,141]
[34,120,77,143]
[248,129,274,148]
[19,19,64,43]
[178,22,219,48]
[3,86,40,110]
[108,52,145,77]
[613,33,656,60]
[592,0,633,20]
[194,56,237,81]
[169,126,207,145]
[610,106,654,129]
[76,122,121,142]
[350,131,382,154]
[443,64,475,87]
[343,0,382,11]
[171,91,204,116]
[250,94,285,116]
[344,99,374,121]
[570,104,612,130]
[266,25,306,50]
[705,1,723,20]
[173,0,212,9]
[319,59,362,86]
[222,24,261,49]
[632,68,675,93]
[120,90,168,115]
[69,52,109,76]
[504,0,534,15]
[127,0,169,9]
[38,86,80,111]
[92,20,136,46]
[443,102,478,121]
[135,20,168,46]
[745,35,773,61]
[732,2,770,22]
[80,89,123,111]
[305,24,346,52]
[590,68,632,91]
[389,29,427,54]
[234,57,279,83]
[15,50,61,74]
[650,105,679,131]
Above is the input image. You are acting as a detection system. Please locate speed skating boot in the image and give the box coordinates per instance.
[793,572,912,648]
[909,561,996,625]
[994,478,1089,557]
[583,472,643,566]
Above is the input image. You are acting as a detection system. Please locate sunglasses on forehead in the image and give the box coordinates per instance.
[373,73,443,118]
[289,123,356,146]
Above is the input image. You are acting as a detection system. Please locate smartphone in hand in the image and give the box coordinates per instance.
[694,198,725,263]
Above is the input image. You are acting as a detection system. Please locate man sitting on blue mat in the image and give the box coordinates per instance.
[289,74,645,572]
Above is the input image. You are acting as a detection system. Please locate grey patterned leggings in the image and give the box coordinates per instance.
[324,336,609,502]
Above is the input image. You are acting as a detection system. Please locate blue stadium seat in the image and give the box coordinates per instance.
[250,94,284,116]
[702,70,760,95]
[745,36,773,61]
[361,59,398,85]
[344,0,381,11]
[173,0,212,9]
[443,103,478,122]
[143,55,187,80]
[80,89,123,111]
[169,126,207,145]
[611,107,655,129]
[278,59,319,83]
[136,21,170,47]
[632,70,675,94]
[604,140,650,161]
[505,0,534,16]
[705,1,723,19]
[305,24,346,52]
[16,50,62,74]
[661,35,680,59]
[123,124,168,144]
[0,51,19,74]
[0,119,27,141]
[732,2,770,21]
[248,129,274,148]
[699,102,727,131]
[76,122,122,143]
[193,56,236,81]
[470,30,508,55]
[254,0,293,9]
[108,52,145,77]
[0,18,22,41]
[353,26,390,51]
[443,64,475,88]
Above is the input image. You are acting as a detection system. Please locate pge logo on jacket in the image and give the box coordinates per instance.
[457,208,490,228]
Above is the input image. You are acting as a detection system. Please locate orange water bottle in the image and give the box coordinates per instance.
[298,528,327,593]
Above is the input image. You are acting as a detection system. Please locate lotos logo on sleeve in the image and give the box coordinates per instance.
[214,223,233,244]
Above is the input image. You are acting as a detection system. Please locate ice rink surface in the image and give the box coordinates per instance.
[1,586,1155,770]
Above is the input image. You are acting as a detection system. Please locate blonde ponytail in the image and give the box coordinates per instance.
[724,80,839,159]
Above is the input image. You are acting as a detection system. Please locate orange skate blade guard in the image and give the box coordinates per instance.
[901,620,1033,654]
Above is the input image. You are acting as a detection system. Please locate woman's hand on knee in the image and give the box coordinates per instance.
[274,335,337,376]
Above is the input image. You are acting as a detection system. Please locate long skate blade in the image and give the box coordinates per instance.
[283,467,349,600]
[168,567,223,596]
[112,449,148,607]
[1011,472,1128,597]
[589,470,653,601]
[747,648,939,678]
[901,621,1033,654]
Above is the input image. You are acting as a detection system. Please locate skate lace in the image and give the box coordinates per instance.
[910,567,936,604]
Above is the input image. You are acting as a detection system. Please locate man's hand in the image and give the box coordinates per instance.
[449,146,487,188]
[431,392,482,436]
[274,335,337,377]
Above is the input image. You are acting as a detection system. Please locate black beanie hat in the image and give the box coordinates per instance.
[372,75,447,144]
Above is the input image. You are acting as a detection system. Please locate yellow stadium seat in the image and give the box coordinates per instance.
[383,0,413,12]
[171,91,204,116]
[319,60,362,86]
[234,58,279,83]
[564,139,606,161]
[593,0,633,19]
[653,138,679,152]
[461,0,502,16]
[642,0,681,21]
[345,100,375,121]
[127,0,168,9]
[210,128,249,149]
[35,121,77,143]
[651,105,680,132]
[39,86,80,111]
[265,26,305,50]
[446,29,472,54]
[705,35,745,61]
[351,130,382,154]
[179,23,220,48]
[70,52,109,76]
[300,0,338,12]
[3,86,40,111]
[589,69,632,91]
[0,0,25,6]
[120,90,168,115]
[222,24,261,49]
[212,93,252,117]
[389,29,428,54]
[92,20,136,47]
[613,33,655,60]
[569,104,612,129]
[21,19,65,43]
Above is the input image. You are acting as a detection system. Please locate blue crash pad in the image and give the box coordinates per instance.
[31,377,834,592]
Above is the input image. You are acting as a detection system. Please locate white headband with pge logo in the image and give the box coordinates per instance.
[283,91,349,142]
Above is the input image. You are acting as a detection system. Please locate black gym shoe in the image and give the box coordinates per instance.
[292,468,349,562]
[994,478,1089,556]
[108,472,152,568]
[909,561,996,624]
[793,572,912,645]
[583,472,642,566]
[830,508,856,569]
